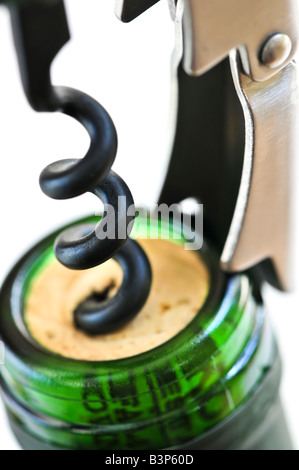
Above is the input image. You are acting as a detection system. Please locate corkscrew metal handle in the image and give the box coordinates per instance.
[120,0,298,292]
[8,1,152,334]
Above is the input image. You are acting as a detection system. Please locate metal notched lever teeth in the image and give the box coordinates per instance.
[117,0,299,292]
[4,0,152,335]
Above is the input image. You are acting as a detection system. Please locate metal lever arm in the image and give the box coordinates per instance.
[118,0,298,291]
[222,53,297,290]
[115,0,160,22]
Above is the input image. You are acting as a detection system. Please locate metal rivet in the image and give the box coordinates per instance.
[260,33,292,69]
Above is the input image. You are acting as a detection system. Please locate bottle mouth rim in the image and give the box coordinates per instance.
[0,214,255,398]
[1,216,221,353]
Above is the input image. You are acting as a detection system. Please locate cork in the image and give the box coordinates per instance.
[25,239,209,361]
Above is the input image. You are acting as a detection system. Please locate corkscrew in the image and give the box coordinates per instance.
[1,0,298,334]
[6,0,152,335]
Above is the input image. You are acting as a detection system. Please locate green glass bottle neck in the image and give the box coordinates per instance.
[0,215,278,449]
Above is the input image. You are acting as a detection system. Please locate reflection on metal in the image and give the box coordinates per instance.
[260,34,292,69]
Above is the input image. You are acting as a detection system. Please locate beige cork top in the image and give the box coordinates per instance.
[25,239,209,361]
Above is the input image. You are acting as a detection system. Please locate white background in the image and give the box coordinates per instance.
[0,0,299,450]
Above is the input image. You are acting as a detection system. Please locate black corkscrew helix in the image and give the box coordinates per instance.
[8,1,152,335]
